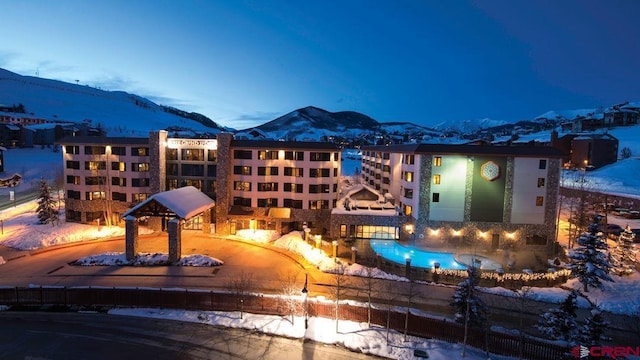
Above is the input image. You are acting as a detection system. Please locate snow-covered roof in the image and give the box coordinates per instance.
[123,186,215,220]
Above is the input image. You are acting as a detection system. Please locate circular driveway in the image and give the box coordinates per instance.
[0,233,310,292]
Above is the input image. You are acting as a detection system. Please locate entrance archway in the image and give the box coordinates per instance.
[122,186,215,262]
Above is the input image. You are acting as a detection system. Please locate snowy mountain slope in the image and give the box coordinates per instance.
[0,68,225,136]
[245,106,437,141]
[535,108,605,121]
[247,106,379,140]
[432,117,509,134]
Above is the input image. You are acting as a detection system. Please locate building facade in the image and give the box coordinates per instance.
[60,136,152,225]
[360,144,564,259]
[60,131,341,235]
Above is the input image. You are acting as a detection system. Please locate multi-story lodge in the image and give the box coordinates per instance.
[60,131,565,268]
[60,131,341,235]
[61,136,152,225]
[359,144,564,258]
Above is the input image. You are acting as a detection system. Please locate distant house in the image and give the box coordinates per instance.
[0,123,23,147]
[551,131,618,169]
[603,102,640,127]
[0,112,50,126]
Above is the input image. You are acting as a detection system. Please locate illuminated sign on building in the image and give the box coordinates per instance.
[167,138,218,150]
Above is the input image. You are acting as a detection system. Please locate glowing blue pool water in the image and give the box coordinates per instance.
[370,240,501,270]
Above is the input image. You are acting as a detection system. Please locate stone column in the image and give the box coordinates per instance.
[125,216,138,261]
[202,208,211,234]
[149,130,167,195]
[168,218,182,262]
[215,133,233,235]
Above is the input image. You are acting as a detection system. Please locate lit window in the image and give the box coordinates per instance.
[433,174,441,185]
[404,171,414,182]
[537,178,545,187]
[536,196,544,206]
[434,156,442,167]
[234,181,251,191]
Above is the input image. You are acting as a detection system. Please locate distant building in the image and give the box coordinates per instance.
[551,131,618,169]
[603,102,640,127]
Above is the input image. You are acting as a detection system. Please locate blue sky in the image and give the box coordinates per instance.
[2,0,639,129]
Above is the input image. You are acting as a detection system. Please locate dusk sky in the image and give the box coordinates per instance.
[2,0,639,129]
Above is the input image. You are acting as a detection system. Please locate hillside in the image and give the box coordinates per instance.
[245,106,436,142]
[0,68,225,136]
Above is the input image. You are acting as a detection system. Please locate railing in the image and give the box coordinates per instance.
[0,286,568,360]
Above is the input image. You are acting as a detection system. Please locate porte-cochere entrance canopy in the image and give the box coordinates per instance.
[123,186,215,220]
[123,186,215,262]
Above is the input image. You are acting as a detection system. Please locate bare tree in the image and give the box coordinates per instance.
[512,286,535,360]
[226,270,254,319]
[357,258,378,327]
[403,278,418,342]
[379,279,402,344]
[279,270,302,325]
[331,264,348,333]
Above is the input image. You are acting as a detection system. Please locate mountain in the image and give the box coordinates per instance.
[432,118,509,134]
[242,106,436,142]
[0,68,227,136]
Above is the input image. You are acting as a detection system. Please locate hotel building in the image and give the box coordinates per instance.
[359,144,564,257]
[60,131,341,235]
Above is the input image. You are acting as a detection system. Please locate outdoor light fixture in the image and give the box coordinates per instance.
[478,231,487,239]
[506,231,516,239]
[405,223,414,234]
[301,273,309,329]
[429,228,440,236]
[452,229,462,237]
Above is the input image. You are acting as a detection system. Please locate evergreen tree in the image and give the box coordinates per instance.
[568,222,613,292]
[36,179,59,226]
[610,225,638,276]
[451,265,487,327]
[536,290,579,343]
[579,308,611,348]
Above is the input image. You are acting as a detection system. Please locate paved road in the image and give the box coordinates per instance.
[0,312,370,360]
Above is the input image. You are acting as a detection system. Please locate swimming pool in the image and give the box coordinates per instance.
[370,240,501,271]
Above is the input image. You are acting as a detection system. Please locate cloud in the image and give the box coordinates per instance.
[236,111,281,122]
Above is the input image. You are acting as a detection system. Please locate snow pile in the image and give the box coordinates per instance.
[73,252,223,267]
[272,231,338,271]
[109,307,511,360]
[235,229,280,243]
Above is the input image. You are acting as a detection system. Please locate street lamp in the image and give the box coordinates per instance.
[301,273,309,329]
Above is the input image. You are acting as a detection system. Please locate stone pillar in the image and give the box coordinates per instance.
[351,246,357,263]
[149,130,167,195]
[168,218,182,262]
[202,208,211,234]
[215,133,233,235]
[125,216,139,261]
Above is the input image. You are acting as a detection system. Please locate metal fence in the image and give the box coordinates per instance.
[0,286,568,360]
